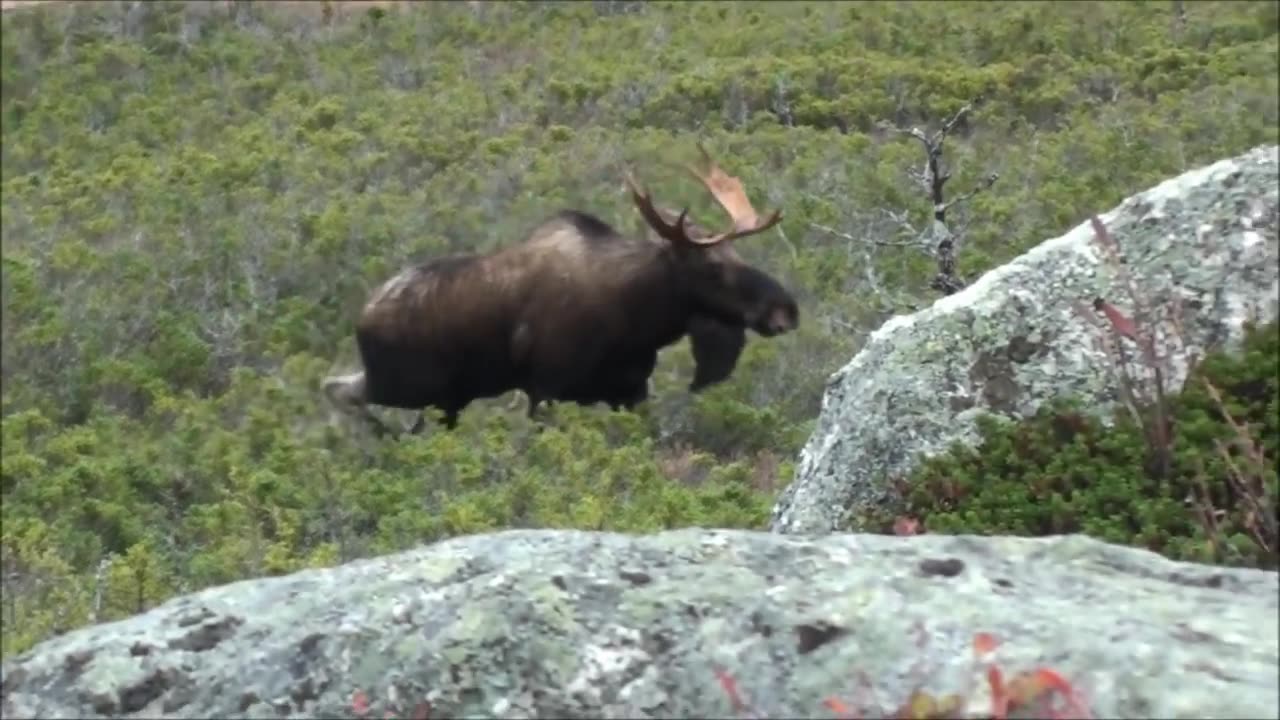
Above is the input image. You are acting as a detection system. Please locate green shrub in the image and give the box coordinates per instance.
[1,0,1276,657]
[896,320,1279,570]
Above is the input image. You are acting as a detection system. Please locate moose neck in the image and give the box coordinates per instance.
[604,242,704,350]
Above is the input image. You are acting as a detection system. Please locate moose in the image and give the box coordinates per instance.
[505,204,771,419]
[504,305,754,419]
[323,143,799,437]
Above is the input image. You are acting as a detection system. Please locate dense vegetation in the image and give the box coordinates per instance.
[2,0,1276,657]
[896,319,1278,570]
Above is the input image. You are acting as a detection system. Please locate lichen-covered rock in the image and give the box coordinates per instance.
[770,145,1280,536]
[2,528,1277,719]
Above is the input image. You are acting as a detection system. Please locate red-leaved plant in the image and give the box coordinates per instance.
[1079,214,1276,564]
[714,631,1093,719]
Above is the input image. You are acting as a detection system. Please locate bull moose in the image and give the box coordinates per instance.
[504,200,778,419]
[503,310,755,418]
[322,144,799,437]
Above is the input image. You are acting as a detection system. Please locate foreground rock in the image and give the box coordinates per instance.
[3,529,1278,719]
[770,145,1280,536]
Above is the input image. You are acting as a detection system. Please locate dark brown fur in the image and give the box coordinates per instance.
[324,149,797,437]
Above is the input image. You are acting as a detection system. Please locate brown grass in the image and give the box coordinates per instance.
[1,0,54,11]
[0,0,413,17]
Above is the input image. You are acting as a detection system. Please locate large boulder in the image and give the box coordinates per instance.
[770,145,1280,536]
[2,528,1277,719]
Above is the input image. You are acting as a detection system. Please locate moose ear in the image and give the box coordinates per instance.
[687,315,747,392]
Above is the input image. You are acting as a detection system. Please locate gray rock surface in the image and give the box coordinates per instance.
[770,145,1280,536]
[2,528,1277,719]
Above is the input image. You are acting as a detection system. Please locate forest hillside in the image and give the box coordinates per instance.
[2,0,1277,658]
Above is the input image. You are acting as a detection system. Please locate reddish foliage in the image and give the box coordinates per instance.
[893,516,923,536]
[803,634,1092,720]
[714,665,756,717]
[351,689,371,718]
[1022,668,1093,719]
[348,687,431,720]
[1093,297,1139,342]
[824,696,860,719]
[971,632,999,656]
[987,665,1011,720]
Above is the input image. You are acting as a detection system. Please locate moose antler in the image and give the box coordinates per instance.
[624,173,695,244]
[684,142,782,242]
[625,143,783,247]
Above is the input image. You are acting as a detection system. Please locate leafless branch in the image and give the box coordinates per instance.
[858,248,887,296]
[774,221,799,261]
[880,208,918,236]
[941,172,1000,215]
[809,221,920,249]
[872,98,1000,296]
[880,100,985,224]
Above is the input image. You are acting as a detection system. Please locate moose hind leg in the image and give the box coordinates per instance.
[523,390,544,419]
[322,371,400,439]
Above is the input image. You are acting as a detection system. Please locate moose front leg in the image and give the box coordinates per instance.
[406,412,428,436]
[366,414,403,440]
[405,407,460,433]
[522,390,557,429]
[525,392,546,420]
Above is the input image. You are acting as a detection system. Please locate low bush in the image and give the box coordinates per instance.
[896,318,1278,570]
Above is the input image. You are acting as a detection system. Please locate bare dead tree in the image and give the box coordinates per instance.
[885,100,999,294]
[811,99,998,297]
[91,555,113,623]
[1171,0,1187,39]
